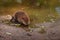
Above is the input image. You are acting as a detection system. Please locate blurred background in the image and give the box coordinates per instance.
[0,0,60,23]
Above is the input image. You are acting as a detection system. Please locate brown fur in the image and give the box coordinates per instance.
[11,11,30,26]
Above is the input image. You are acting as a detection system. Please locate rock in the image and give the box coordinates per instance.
[0,15,12,21]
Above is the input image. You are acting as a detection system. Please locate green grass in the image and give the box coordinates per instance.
[0,6,59,27]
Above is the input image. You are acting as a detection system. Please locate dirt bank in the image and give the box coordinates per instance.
[0,15,60,40]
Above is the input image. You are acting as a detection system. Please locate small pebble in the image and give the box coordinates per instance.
[6,32,12,35]
[26,32,32,36]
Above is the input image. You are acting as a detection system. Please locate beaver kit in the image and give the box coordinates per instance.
[10,11,30,26]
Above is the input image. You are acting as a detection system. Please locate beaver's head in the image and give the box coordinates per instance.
[17,16,30,26]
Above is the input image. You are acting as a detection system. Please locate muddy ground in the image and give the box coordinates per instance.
[0,16,60,40]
